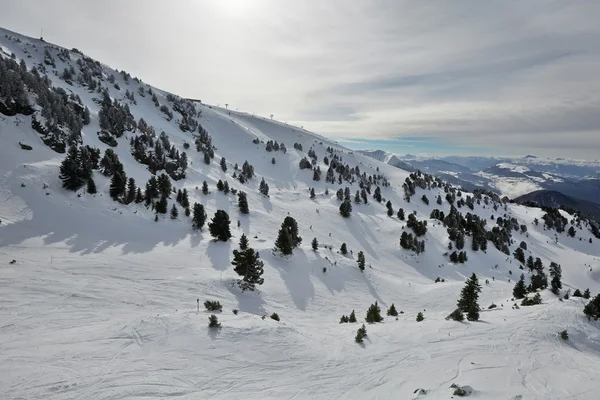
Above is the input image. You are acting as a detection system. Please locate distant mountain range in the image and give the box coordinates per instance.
[358,150,600,207]
[514,190,600,222]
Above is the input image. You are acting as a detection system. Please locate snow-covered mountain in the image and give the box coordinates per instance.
[2,27,600,400]
[360,151,600,203]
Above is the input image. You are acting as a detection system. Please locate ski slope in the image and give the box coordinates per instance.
[2,27,600,399]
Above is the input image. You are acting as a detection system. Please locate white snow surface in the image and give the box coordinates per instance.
[2,27,600,399]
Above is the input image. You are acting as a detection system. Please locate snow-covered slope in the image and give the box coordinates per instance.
[2,27,600,400]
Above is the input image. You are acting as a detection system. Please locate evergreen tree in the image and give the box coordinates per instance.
[135,187,143,203]
[259,178,269,196]
[208,210,232,241]
[217,179,224,191]
[355,327,365,343]
[202,180,209,195]
[357,251,365,271]
[239,233,249,250]
[274,217,302,255]
[310,188,315,199]
[373,186,382,202]
[87,177,97,194]
[513,274,527,299]
[238,191,249,214]
[339,199,352,218]
[274,227,293,255]
[223,181,230,194]
[568,226,576,237]
[340,243,348,255]
[365,301,383,323]
[447,308,464,322]
[192,202,207,231]
[549,262,562,295]
[584,288,591,299]
[349,310,357,323]
[220,157,227,172]
[109,171,126,200]
[155,194,168,214]
[204,152,210,165]
[181,188,190,208]
[170,204,179,219]
[208,314,221,328]
[157,173,171,198]
[125,177,137,204]
[457,273,482,321]
[232,234,265,291]
[387,303,398,316]
[311,237,318,251]
[416,312,424,322]
[59,145,84,191]
[573,289,583,297]
[397,208,405,220]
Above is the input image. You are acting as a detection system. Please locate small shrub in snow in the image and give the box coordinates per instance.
[19,142,33,150]
[204,300,222,311]
[232,309,238,315]
[387,303,398,317]
[208,314,221,328]
[488,303,497,310]
[559,330,568,341]
[521,293,542,306]
[270,312,280,321]
[340,315,349,323]
[416,312,424,322]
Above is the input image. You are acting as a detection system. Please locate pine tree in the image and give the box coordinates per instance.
[232,234,264,291]
[87,177,97,194]
[355,327,365,343]
[568,226,576,237]
[238,191,249,214]
[259,178,269,196]
[447,308,464,322]
[109,171,126,200]
[584,288,591,299]
[310,188,315,199]
[135,187,143,203]
[549,262,562,295]
[181,188,189,208]
[573,289,583,297]
[397,208,405,220]
[274,228,293,255]
[170,204,179,219]
[357,251,365,271]
[208,210,232,241]
[125,177,136,204]
[217,179,224,191]
[311,237,318,251]
[457,273,482,321]
[155,194,168,214]
[513,274,527,299]
[387,303,398,316]
[59,145,84,191]
[349,310,357,323]
[339,199,352,218]
[340,243,348,255]
[373,186,382,202]
[208,314,221,328]
[365,301,383,323]
[416,312,424,322]
[192,203,207,231]
[220,157,227,172]
[202,180,209,195]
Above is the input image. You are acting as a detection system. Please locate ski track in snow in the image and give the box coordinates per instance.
[2,27,600,399]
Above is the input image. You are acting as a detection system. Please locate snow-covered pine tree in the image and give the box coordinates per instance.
[208,210,232,241]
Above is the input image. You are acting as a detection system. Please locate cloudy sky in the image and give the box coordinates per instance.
[1,0,599,158]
